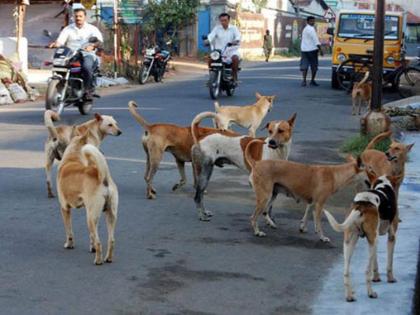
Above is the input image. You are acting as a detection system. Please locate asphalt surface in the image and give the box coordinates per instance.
[0,59,416,315]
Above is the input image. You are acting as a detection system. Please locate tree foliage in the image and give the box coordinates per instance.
[252,0,268,12]
[142,0,200,33]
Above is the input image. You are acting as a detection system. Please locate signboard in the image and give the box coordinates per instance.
[237,12,266,49]
[120,0,143,24]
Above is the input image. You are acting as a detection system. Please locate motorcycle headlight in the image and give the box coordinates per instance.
[337,53,346,62]
[386,56,395,64]
[210,51,221,61]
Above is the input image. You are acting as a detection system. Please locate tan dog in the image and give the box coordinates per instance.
[57,126,121,265]
[361,130,414,198]
[192,111,296,221]
[44,111,121,198]
[245,139,362,242]
[128,101,237,199]
[214,92,275,137]
[352,71,372,115]
[324,174,400,302]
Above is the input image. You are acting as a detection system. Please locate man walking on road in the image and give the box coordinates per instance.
[300,16,323,87]
[263,30,273,62]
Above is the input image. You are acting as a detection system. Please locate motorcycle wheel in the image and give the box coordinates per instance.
[154,66,164,82]
[139,65,149,84]
[226,83,235,97]
[209,71,220,100]
[78,101,93,115]
[45,78,64,113]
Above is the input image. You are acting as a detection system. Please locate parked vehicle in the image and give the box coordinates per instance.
[139,43,171,84]
[328,10,405,90]
[203,35,239,100]
[45,34,100,115]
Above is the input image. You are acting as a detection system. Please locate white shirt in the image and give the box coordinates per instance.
[300,25,320,52]
[208,24,241,51]
[56,23,103,51]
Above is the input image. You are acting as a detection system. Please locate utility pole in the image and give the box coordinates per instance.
[370,0,385,111]
[361,0,391,135]
[113,0,118,79]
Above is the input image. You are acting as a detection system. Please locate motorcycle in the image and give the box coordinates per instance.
[202,35,240,100]
[44,32,100,115]
[139,43,171,85]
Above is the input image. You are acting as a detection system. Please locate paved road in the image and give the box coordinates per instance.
[0,59,415,315]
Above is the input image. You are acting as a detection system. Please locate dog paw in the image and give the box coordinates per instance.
[299,225,307,233]
[172,184,180,191]
[387,276,397,283]
[204,210,213,217]
[368,291,378,299]
[48,193,55,198]
[104,257,113,263]
[147,192,156,200]
[199,215,211,222]
[320,236,330,243]
[255,231,266,237]
[372,277,381,282]
[346,296,356,302]
[90,246,96,253]
[64,241,74,249]
[94,258,103,265]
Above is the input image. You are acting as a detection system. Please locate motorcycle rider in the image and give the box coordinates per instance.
[49,4,103,100]
[207,13,241,85]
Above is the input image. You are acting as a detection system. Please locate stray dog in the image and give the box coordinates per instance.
[361,130,414,198]
[128,101,238,199]
[192,111,296,221]
[214,92,275,137]
[352,71,371,115]
[57,127,121,265]
[245,139,362,242]
[324,174,400,302]
[44,111,121,198]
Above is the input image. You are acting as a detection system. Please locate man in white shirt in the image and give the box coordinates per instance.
[49,5,103,98]
[207,13,241,84]
[300,16,323,87]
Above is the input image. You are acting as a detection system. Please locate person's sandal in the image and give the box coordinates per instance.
[301,81,307,87]
[310,81,319,87]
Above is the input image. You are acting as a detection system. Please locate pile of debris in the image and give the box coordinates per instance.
[384,96,420,131]
[0,54,39,105]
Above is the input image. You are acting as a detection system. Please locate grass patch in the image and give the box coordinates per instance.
[341,133,391,156]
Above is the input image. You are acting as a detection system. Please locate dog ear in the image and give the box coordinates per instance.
[288,113,297,127]
[406,143,415,152]
[255,92,262,100]
[94,113,103,122]
[260,122,269,131]
[366,169,377,184]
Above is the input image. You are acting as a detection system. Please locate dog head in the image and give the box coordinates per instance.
[385,141,414,164]
[256,92,275,112]
[262,113,296,149]
[95,113,122,136]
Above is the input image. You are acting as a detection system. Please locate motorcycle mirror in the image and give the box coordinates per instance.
[43,29,52,38]
[201,35,208,40]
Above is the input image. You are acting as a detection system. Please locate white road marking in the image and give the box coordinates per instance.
[0,107,162,113]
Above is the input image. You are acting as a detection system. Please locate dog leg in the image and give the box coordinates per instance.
[251,195,270,237]
[172,159,187,191]
[45,147,55,198]
[387,222,398,283]
[248,126,256,138]
[60,206,74,249]
[193,154,214,221]
[86,201,104,265]
[264,193,278,229]
[344,231,359,302]
[315,203,330,242]
[372,250,381,282]
[366,239,378,299]
[104,189,118,263]
[352,97,356,116]
[144,144,164,199]
[299,204,312,233]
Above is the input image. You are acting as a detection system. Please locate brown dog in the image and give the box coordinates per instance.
[245,139,362,242]
[214,92,275,137]
[57,126,121,265]
[44,111,121,198]
[128,101,237,199]
[352,71,371,115]
[361,130,414,198]
[324,174,400,302]
[192,112,297,221]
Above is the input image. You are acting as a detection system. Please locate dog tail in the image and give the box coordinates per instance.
[191,111,218,145]
[44,110,60,140]
[354,71,370,88]
[323,209,361,233]
[245,139,265,169]
[214,101,221,112]
[81,144,110,184]
[365,130,392,150]
[128,101,150,131]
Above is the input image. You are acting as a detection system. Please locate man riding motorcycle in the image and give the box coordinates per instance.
[48,4,103,100]
[207,12,241,85]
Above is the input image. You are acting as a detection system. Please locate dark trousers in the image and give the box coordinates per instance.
[81,53,97,91]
